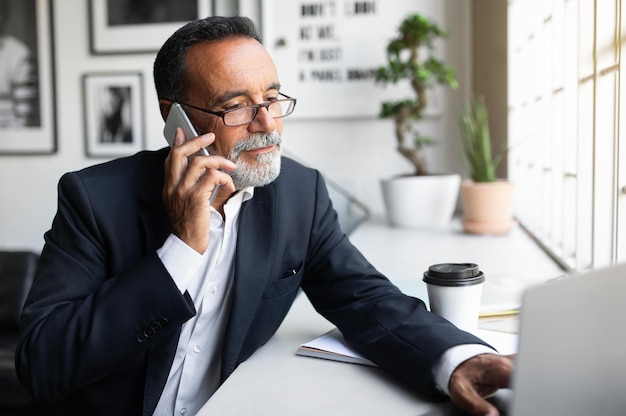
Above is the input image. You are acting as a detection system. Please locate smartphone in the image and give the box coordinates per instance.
[163,102,209,156]
[164,103,221,202]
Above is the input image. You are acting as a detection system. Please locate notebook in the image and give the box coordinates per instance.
[509,262,626,415]
[297,327,518,368]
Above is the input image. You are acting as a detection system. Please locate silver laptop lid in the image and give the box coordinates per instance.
[511,262,626,416]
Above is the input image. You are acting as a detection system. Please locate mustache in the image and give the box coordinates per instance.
[206,131,282,160]
[230,131,282,154]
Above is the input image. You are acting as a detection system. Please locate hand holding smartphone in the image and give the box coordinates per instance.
[163,103,220,203]
[163,103,209,156]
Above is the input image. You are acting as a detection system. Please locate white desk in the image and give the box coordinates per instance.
[198,220,563,415]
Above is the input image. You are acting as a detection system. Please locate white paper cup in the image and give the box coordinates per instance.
[423,263,485,332]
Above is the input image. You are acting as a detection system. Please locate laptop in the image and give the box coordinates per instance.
[509,261,626,415]
[423,262,626,416]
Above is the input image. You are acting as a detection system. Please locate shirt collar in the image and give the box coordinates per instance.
[241,186,254,202]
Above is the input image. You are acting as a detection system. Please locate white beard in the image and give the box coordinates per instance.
[210,130,282,189]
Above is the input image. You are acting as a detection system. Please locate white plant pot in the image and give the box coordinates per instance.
[381,174,461,229]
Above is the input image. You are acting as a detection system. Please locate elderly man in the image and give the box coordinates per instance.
[17,16,512,416]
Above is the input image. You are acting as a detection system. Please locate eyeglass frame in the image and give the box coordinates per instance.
[169,92,297,127]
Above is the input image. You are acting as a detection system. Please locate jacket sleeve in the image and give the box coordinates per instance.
[15,171,195,401]
[300,171,490,397]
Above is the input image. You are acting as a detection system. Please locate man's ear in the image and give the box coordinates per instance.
[159,100,173,122]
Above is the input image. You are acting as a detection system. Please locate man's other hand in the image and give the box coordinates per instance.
[448,353,515,416]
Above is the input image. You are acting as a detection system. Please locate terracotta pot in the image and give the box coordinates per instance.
[460,179,515,234]
[381,174,461,229]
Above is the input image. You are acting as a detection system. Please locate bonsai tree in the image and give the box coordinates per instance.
[376,14,458,176]
[458,96,502,182]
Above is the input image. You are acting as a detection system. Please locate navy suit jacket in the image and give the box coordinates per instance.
[16,148,487,415]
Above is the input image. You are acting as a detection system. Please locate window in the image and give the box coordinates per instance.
[508,0,624,271]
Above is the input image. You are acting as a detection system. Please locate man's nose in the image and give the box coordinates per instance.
[248,105,277,132]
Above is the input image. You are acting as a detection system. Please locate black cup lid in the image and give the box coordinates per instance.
[422,263,485,286]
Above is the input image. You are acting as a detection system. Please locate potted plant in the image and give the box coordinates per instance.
[458,96,515,234]
[376,14,461,228]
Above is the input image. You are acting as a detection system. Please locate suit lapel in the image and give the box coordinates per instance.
[135,149,180,415]
[142,328,182,416]
[139,193,188,416]
[138,149,171,253]
[221,185,277,379]
[139,206,171,253]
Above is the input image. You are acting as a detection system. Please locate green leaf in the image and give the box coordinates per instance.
[458,96,502,182]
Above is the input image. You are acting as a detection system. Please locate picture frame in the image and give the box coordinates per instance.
[0,0,56,154]
[88,0,212,54]
[82,72,144,158]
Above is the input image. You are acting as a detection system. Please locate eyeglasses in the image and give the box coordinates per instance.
[176,93,297,127]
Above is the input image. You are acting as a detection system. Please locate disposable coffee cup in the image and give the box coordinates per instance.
[423,263,485,332]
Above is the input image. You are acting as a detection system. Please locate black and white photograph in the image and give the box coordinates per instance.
[88,0,212,54]
[83,72,143,157]
[0,0,55,154]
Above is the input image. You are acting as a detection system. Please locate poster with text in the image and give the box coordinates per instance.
[262,0,445,119]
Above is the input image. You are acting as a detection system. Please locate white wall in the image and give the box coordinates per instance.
[0,0,472,252]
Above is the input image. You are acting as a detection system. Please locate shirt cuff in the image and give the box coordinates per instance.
[157,233,204,293]
[433,344,498,395]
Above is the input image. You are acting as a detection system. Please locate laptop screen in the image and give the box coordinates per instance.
[510,262,626,416]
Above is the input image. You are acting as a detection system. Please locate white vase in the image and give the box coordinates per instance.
[381,174,461,228]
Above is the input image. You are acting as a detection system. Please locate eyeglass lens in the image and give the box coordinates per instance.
[224,100,294,126]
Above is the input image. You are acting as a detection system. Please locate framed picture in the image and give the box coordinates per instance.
[88,0,212,54]
[82,72,144,158]
[0,0,56,154]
